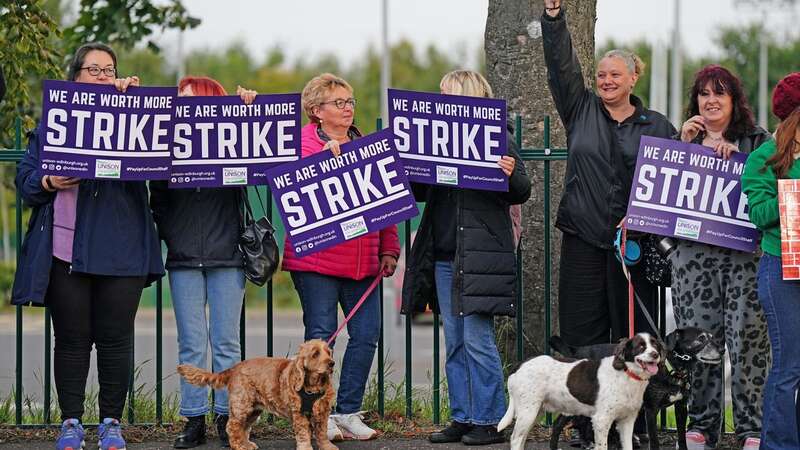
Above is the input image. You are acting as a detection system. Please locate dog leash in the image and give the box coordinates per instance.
[617,225,662,341]
[326,271,385,346]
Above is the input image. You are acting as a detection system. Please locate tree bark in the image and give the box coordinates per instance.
[485,0,597,360]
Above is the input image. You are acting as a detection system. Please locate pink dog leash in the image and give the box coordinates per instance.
[326,271,385,346]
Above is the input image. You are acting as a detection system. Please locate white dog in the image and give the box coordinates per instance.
[498,333,663,450]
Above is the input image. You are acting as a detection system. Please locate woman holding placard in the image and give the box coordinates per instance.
[672,65,770,450]
[282,73,400,441]
[149,76,256,449]
[12,42,163,450]
[742,72,800,450]
[403,70,531,446]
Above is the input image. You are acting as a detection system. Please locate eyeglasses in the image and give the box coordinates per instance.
[320,98,356,109]
[81,66,116,77]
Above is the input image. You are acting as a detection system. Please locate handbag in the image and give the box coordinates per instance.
[239,187,280,286]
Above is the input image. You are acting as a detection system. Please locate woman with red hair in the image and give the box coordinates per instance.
[150,76,256,448]
[743,71,800,450]
[671,65,771,450]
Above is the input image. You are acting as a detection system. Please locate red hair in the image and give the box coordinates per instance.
[178,76,227,96]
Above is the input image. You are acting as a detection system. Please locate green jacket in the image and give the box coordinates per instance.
[742,139,800,256]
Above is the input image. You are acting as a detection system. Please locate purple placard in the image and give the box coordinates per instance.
[41,80,174,180]
[625,136,758,252]
[266,128,419,257]
[169,93,301,188]
[388,88,508,191]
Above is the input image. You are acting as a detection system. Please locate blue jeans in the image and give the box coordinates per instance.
[435,261,506,425]
[170,267,245,416]
[291,271,381,414]
[758,254,800,449]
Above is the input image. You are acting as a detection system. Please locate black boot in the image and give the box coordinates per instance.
[461,424,505,446]
[173,415,206,449]
[429,421,473,443]
[215,413,230,447]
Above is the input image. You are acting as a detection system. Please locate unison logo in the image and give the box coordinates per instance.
[341,216,368,240]
[436,165,458,185]
[674,217,702,240]
[95,159,121,179]
[223,167,247,185]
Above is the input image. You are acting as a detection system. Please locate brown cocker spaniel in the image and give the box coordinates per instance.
[178,339,337,450]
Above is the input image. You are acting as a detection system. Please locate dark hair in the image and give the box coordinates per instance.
[67,42,118,81]
[685,65,755,143]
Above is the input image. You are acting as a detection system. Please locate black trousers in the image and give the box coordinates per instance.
[46,258,146,422]
[558,233,659,347]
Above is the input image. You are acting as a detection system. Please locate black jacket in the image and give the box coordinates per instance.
[542,9,677,250]
[401,129,532,317]
[13,128,164,306]
[150,182,243,269]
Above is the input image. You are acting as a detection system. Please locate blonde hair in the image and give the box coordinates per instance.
[301,73,354,123]
[439,70,494,98]
[601,49,646,77]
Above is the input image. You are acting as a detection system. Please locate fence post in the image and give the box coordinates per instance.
[14,117,23,426]
[156,278,163,425]
[375,117,386,418]
[543,115,553,427]
[515,115,524,363]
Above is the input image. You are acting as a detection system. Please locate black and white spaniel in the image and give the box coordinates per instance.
[498,333,664,450]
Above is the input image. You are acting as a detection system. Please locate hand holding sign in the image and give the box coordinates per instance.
[113,76,140,93]
[498,155,515,177]
[41,175,79,192]
[323,139,343,157]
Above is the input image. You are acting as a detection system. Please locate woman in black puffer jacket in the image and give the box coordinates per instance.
[403,70,531,446]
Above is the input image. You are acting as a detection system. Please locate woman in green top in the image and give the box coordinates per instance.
[741,72,800,450]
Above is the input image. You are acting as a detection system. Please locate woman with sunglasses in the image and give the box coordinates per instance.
[281,73,400,442]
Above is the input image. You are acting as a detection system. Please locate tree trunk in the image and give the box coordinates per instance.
[485,0,597,360]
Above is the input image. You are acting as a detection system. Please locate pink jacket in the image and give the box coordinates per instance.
[281,122,401,280]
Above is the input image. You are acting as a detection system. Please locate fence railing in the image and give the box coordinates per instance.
[3,114,642,428]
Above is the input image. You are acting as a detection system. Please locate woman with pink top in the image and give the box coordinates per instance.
[282,73,400,441]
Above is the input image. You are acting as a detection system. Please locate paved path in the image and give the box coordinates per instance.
[0,439,557,449]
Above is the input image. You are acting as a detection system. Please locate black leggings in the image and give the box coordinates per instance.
[46,258,146,422]
[557,233,658,346]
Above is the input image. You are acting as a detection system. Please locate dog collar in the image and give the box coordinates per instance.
[298,389,324,417]
[624,368,645,382]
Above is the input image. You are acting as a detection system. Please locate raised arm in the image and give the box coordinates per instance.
[540,1,592,130]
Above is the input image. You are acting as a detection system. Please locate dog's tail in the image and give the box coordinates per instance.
[548,335,575,358]
[177,364,231,390]
[497,374,516,432]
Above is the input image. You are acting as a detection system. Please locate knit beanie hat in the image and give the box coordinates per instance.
[772,72,800,120]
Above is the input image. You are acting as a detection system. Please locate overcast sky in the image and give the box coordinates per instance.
[162,0,794,69]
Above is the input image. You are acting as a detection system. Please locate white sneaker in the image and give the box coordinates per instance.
[327,416,344,442]
[331,412,378,440]
[742,437,760,450]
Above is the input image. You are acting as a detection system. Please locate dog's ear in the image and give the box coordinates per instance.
[665,329,681,352]
[291,354,305,392]
[612,339,629,371]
